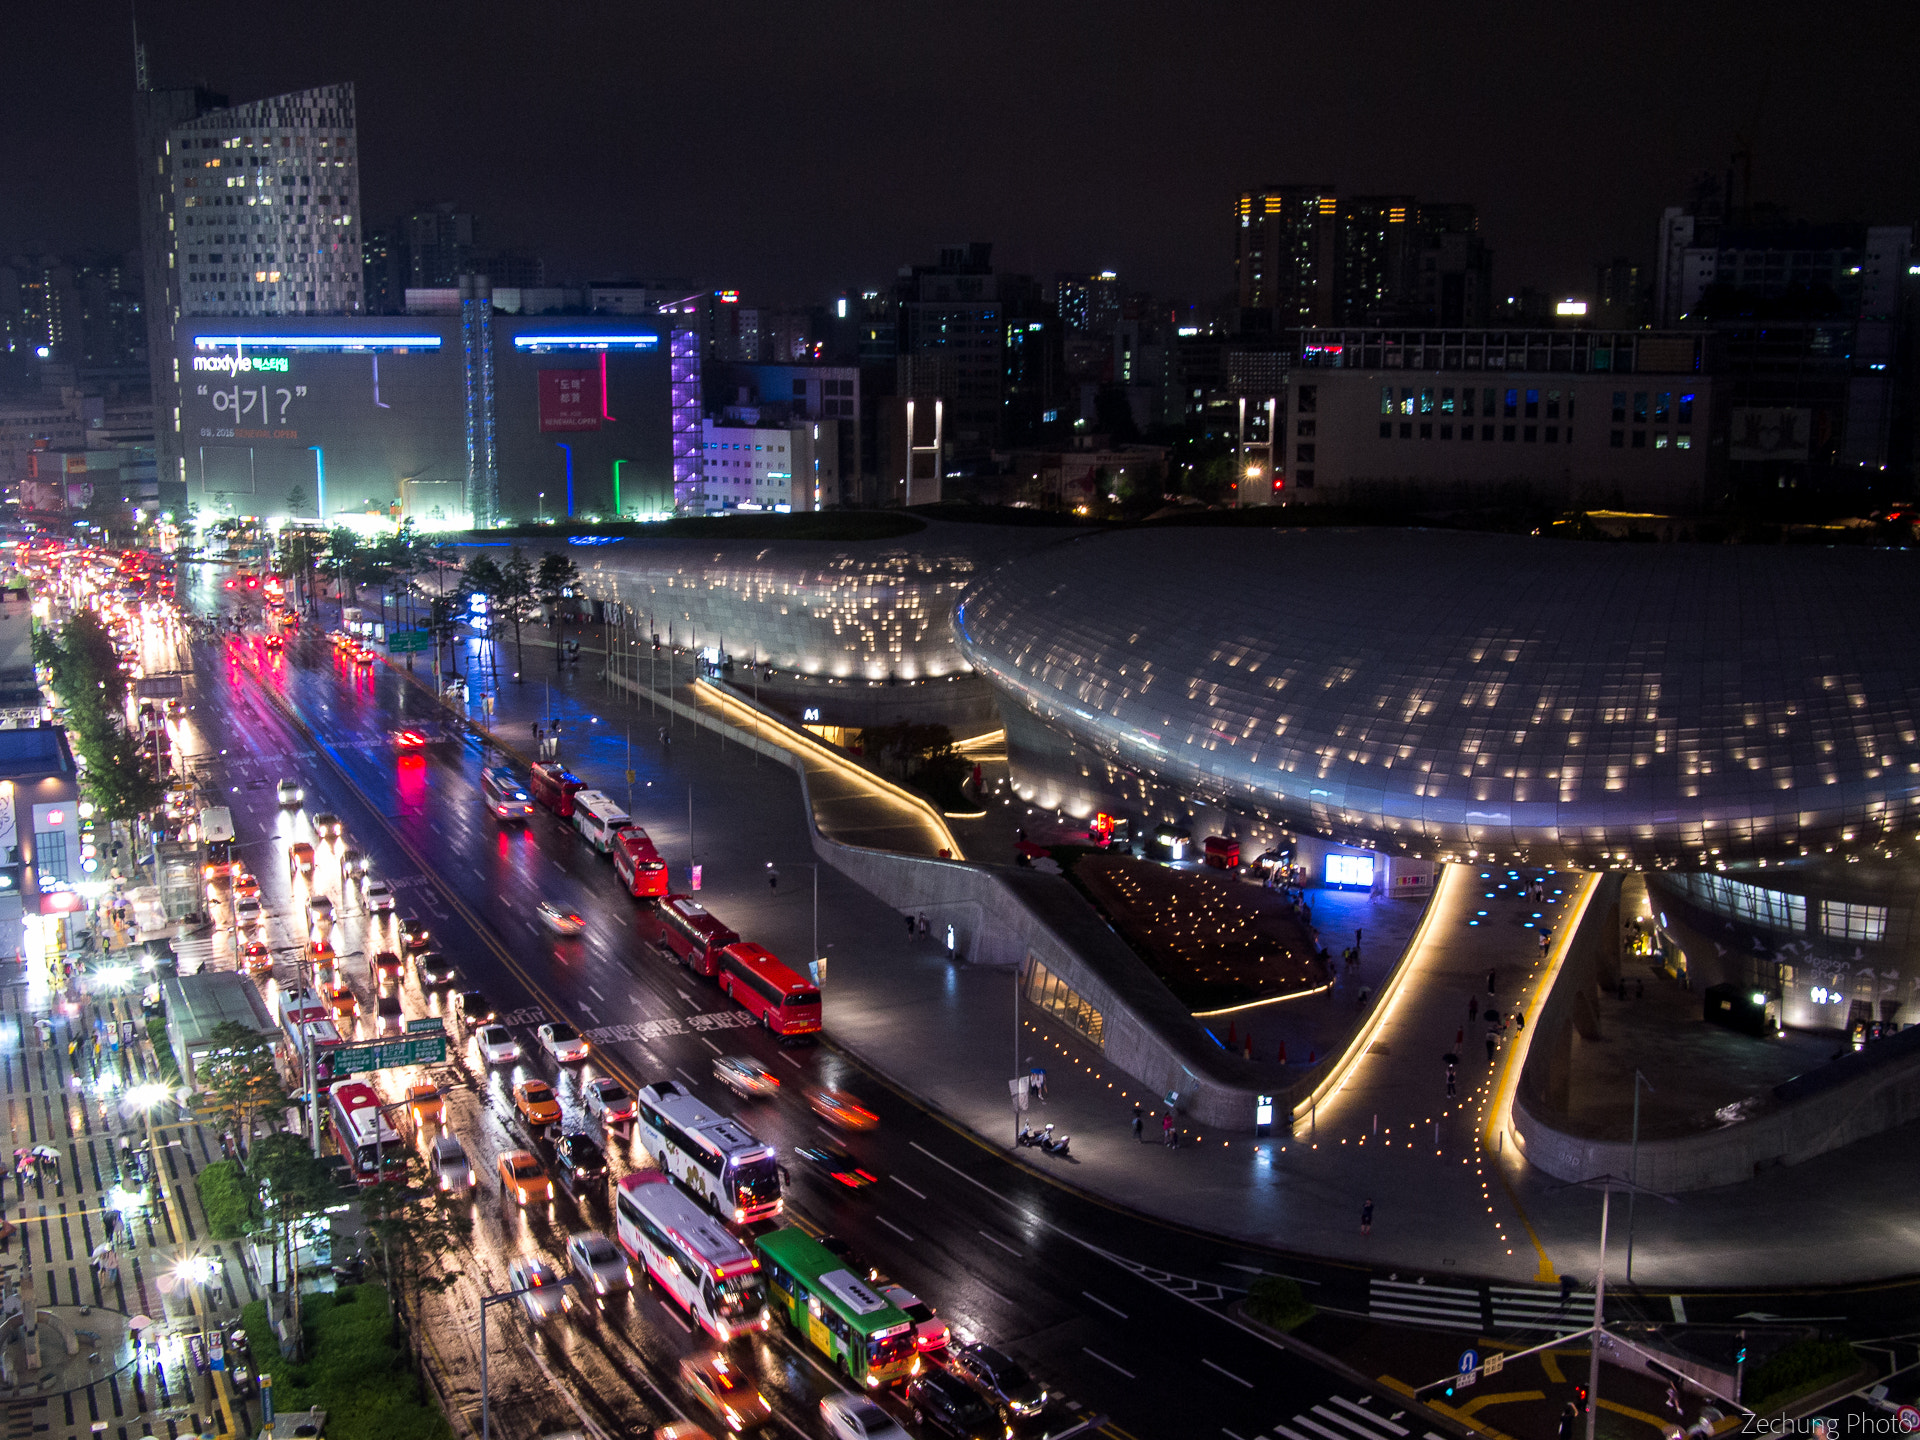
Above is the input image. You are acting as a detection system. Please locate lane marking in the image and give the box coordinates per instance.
[1082,1348,1133,1379]
[587,985,605,1001]
[656,1299,692,1332]
[675,1067,701,1088]
[780,1053,802,1068]
[676,989,693,1003]
[977,1229,1020,1257]
[1224,1430,1250,1440]
[1082,1290,1128,1320]
[700,1038,720,1054]
[876,1216,914,1243]
[1202,1357,1252,1388]
[892,1177,926,1200]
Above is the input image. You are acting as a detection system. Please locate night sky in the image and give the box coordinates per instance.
[4,0,1914,307]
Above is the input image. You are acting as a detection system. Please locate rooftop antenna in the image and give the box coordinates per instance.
[131,1,148,90]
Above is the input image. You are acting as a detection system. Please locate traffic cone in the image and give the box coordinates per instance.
[1227,1020,1237,1047]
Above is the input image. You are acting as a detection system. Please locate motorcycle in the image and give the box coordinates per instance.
[1038,1124,1072,1158]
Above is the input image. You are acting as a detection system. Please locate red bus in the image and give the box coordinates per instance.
[328,1080,406,1186]
[613,827,669,898]
[655,894,738,977]
[528,763,584,818]
[717,943,822,1038]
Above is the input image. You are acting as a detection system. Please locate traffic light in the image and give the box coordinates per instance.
[1574,1385,1590,1415]
[1735,1344,1748,1365]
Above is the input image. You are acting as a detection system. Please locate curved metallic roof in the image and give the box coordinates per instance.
[954,528,1920,867]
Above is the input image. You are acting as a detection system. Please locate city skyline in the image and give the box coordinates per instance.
[3,0,1916,307]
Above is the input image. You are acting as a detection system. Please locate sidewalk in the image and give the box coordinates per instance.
[410,644,1920,1289]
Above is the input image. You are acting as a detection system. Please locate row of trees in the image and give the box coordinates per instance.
[197,1022,470,1355]
[31,609,167,824]
[456,548,581,681]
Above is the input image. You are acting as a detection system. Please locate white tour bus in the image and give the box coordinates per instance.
[632,1080,783,1222]
[571,790,631,854]
[614,1171,769,1340]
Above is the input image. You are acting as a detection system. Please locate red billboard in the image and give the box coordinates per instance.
[538,369,601,432]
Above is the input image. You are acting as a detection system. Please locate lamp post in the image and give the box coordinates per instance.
[306,446,325,522]
[1625,1069,1655,1281]
[479,1274,579,1440]
[537,492,546,523]
[768,861,823,984]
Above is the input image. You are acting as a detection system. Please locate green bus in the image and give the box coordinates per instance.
[753,1228,919,1389]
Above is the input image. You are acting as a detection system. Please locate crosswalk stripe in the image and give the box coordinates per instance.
[1292,1415,1361,1440]
[1311,1404,1395,1440]
[1274,1426,1317,1440]
[1331,1398,1409,1436]
[1375,1279,1479,1299]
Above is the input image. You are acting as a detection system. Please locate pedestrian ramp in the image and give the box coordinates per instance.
[1368,1277,1483,1331]
[1489,1283,1589,1336]
[1265,1392,1450,1440]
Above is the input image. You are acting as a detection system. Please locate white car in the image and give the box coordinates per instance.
[361,877,396,913]
[506,1257,568,1324]
[583,1077,634,1126]
[443,677,468,701]
[565,1230,632,1297]
[477,1025,519,1066]
[305,894,335,929]
[537,1022,589,1063]
[233,896,263,929]
[536,902,584,936]
[276,779,304,807]
[879,1282,950,1352]
[820,1394,911,1440]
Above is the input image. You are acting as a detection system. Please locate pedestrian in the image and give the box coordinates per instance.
[1513,1009,1525,1032]
[1487,966,1497,994]
[1486,1033,1497,1064]
[1469,994,1479,1023]
[1665,1384,1682,1417]
[1361,1198,1374,1235]
[1446,1072,1457,1099]
[1131,1104,1143,1142]
[1456,1026,1465,1047]
[904,913,916,940]
[1539,929,1550,957]
[767,868,779,892]
[917,914,929,939]
[1355,927,1363,949]
[1357,986,1371,1008]
[1162,1113,1175,1147]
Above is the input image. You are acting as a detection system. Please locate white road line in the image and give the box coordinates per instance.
[1203,1357,1252,1388]
[876,1216,914,1243]
[977,1229,1020,1257]
[656,1299,691,1332]
[1081,1290,1128,1320]
[1331,1396,1408,1435]
[676,989,693,1003]
[675,1067,701,1088]
[587,985,605,1001]
[780,1052,802,1068]
[1224,1430,1250,1440]
[700,1037,720,1054]
[1082,1347,1133,1379]
[892,1177,927,1200]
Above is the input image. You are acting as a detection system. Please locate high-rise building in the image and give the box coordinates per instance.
[895,242,1005,462]
[1235,186,1339,328]
[137,80,363,499]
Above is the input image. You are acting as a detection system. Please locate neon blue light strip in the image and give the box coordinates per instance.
[192,335,443,349]
[512,335,660,349]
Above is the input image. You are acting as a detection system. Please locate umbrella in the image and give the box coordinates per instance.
[128,1315,153,1334]
[1443,1052,1459,1069]
[91,1242,112,1260]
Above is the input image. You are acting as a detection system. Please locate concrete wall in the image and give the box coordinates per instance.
[607,670,1297,1130]
[1510,871,1920,1190]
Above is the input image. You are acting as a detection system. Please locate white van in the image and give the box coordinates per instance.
[571,790,631,855]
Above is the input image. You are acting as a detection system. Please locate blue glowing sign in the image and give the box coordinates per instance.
[1324,853,1375,887]
[512,335,660,350]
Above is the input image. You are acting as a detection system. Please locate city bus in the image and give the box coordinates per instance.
[198,805,236,878]
[570,790,630,854]
[278,990,344,1086]
[717,943,822,1038]
[612,827,669,898]
[754,1227,918,1390]
[527,763,584,818]
[655,895,738,977]
[614,1171,770,1341]
[632,1080,782,1223]
[328,1080,406,1186]
[479,766,535,821]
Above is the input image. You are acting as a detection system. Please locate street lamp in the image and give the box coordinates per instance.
[767,861,823,983]
[554,440,574,518]
[307,447,326,521]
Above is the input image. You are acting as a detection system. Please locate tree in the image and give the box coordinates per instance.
[362,1151,472,1326]
[284,482,312,518]
[252,1131,339,1356]
[323,526,361,620]
[197,1020,289,1159]
[534,552,581,668]
[37,613,165,825]
[495,549,537,681]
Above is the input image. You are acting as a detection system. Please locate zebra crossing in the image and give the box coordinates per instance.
[1256,1392,1450,1440]
[1366,1276,1593,1335]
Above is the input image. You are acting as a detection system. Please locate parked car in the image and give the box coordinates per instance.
[513,1080,562,1129]
[477,1025,519,1066]
[428,1134,474,1192]
[583,1077,634,1126]
[506,1257,566,1323]
[713,1055,779,1098]
[552,1132,608,1195]
[905,1369,1001,1440]
[537,1022,589,1063]
[949,1342,1048,1422]
[878,1282,949,1351]
[565,1229,631,1296]
[496,1151,551,1207]
[820,1395,911,1440]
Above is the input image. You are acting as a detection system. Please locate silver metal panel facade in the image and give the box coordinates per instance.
[955,528,1920,867]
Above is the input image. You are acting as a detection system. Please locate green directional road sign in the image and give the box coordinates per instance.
[387,629,431,653]
[332,1032,448,1073]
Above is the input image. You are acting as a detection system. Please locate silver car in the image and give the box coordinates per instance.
[565,1230,632,1298]
[428,1134,474,1193]
[276,779,303,807]
[506,1257,568,1324]
[361,877,396,913]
